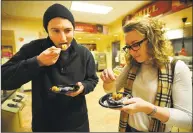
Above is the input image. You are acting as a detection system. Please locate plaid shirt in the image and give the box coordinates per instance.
[118,61,175,132]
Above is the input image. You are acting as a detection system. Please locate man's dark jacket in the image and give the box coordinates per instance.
[1,37,99,131]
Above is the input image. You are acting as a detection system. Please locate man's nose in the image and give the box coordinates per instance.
[60,32,67,42]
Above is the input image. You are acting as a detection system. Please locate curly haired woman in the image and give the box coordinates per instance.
[100,17,192,132]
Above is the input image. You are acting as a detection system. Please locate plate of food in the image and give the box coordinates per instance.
[50,84,80,94]
[99,92,132,108]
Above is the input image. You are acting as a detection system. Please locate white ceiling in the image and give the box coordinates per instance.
[2,1,151,25]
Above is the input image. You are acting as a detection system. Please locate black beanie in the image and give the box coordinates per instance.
[43,3,75,32]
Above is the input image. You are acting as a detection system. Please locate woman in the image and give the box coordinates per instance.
[100,17,192,132]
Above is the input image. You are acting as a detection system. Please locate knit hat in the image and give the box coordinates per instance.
[43,3,75,32]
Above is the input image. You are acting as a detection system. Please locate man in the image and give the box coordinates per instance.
[2,3,98,132]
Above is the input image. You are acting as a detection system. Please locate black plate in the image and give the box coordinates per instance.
[99,92,132,108]
[49,84,80,94]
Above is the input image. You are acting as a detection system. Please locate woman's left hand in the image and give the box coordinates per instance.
[119,97,154,115]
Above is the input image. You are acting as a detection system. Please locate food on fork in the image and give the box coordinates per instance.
[61,44,68,50]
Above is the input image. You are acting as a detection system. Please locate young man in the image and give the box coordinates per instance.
[2,3,99,132]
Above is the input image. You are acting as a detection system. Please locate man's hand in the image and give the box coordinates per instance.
[65,82,84,97]
[37,46,61,66]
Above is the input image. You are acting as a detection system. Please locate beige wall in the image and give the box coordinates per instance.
[108,15,125,48]
[2,17,44,51]
[108,15,127,65]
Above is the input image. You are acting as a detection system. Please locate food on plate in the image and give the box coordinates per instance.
[50,85,80,93]
[112,92,123,101]
[106,92,126,106]
[51,86,60,92]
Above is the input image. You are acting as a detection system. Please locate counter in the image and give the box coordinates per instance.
[1,90,27,132]
[1,90,17,104]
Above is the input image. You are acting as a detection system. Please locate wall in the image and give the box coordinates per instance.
[108,15,125,47]
[171,37,193,56]
[108,15,127,66]
[76,34,112,52]
[2,17,44,51]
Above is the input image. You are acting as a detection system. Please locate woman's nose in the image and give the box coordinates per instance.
[129,49,136,55]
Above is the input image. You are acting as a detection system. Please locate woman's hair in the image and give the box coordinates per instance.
[123,17,174,68]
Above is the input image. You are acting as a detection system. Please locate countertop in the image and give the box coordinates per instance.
[1,90,17,104]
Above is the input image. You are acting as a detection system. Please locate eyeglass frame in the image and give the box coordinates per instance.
[123,38,147,52]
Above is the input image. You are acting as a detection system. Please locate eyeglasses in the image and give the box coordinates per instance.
[123,38,146,52]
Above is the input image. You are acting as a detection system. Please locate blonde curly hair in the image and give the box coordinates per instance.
[123,17,174,68]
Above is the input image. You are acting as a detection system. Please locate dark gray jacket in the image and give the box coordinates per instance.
[2,37,99,131]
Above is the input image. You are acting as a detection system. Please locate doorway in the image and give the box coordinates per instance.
[112,41,120,69]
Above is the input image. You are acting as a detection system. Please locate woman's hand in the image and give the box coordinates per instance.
[100,69,117,83]
[119,97,154,115]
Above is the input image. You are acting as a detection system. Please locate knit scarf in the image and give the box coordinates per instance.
[118,61,173,132]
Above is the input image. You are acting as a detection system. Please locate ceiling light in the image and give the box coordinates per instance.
[78,37,82,39]
[165,29,183,39]
[71,1,113,14]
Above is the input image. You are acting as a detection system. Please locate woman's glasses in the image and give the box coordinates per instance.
[123,38,146,52]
